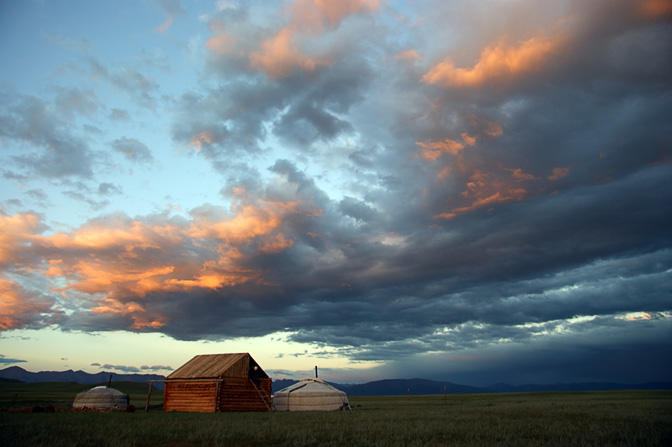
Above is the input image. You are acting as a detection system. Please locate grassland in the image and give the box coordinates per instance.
[1,382,670,447]
[0,380,163,409]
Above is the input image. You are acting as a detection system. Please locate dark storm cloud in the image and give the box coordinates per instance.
[151,0,671,374]
[271,55,374,148]
[371,318,672,385]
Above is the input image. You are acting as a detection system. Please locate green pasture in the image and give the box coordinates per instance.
[0,380,163,409]
[1,383,670,447]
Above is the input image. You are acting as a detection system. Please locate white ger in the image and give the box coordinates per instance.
[273,377,351,411]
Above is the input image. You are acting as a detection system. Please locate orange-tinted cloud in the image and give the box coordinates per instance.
[435,170,528,220]
[483,120,503,138]
[393,49,423,63]
[44,200,307,300]
[249,27,326,78]
[416,132,477,161]
[639,0,672,19]
[0,188,323,333]
[461,132,477,147]
[0,278,56,330]
[190,131,215,150]
[205,21,236,55]
[0,213,42,266]
[511,168,537,181]
[258,233,295,254]
[416,138,465,161]
[189,200,296,242]
[245,0,380,78]
[155,14,176,33]
[291,0,380,33]
[548,167,569,180]
[423,34,563,88]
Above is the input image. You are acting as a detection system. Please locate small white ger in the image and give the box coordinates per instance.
[72,386,129,410]
[273,377,350,411]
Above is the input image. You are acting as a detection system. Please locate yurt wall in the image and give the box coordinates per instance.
[72,386,129,409]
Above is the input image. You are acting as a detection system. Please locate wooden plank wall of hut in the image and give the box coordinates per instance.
[220,357,248,378]
[218,378,272,412]
[164,382,216,413]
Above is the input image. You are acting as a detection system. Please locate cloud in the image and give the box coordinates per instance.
[1,0,671,385]
[154,0,186,32]
[109,109,131,122]
[0,354,27,364]
[0,93,95,179]
[249,27,326,78]
[415,135,472,161]
[423,34,563,88]
[98,363,141,373]
[87,58,159,109]
[290,0,380,32]
[141,364,172,371]
[638,0,672,19]
[109,137,154,164]
[91,362,169,374]
[204,24,236,55]
[0,276,60,331]
[393,49,423,63]
[548,167,569,181]
[98,183,123,196]
[205,0,380,79]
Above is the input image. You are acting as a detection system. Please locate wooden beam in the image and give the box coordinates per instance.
[213,380,220,413]
[145,382,153,412]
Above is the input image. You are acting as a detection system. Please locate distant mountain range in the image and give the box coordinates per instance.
[269,378,672,395]
[0,366,164,388]
[2,366,671,396]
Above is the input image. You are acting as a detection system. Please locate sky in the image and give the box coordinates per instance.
[0,0,671,387]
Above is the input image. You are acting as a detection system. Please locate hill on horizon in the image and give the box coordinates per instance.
[0,366,165,389]
[268,376,672,396]
[2,366,671,396]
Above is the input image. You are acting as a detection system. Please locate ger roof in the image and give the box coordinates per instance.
[275,377,347,395]
[167,353,262,379]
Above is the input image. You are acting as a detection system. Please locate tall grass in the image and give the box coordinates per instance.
[1,391,670,446]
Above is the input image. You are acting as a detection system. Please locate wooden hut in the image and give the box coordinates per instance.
[163,353,271,412]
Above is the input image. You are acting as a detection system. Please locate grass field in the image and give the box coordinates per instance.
[1,382,670,447]
[0,380,164,409]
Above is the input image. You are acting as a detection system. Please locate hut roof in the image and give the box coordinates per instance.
[167,353,269,380]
